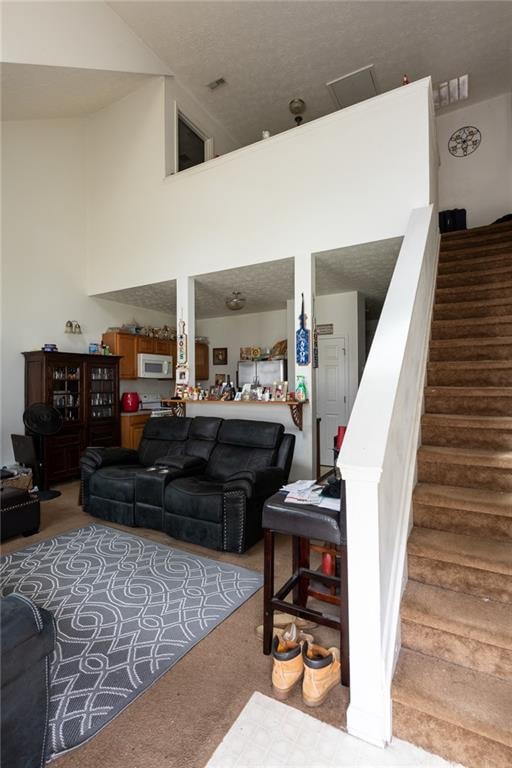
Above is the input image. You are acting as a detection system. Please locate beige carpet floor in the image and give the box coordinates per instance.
[1,481,348,768]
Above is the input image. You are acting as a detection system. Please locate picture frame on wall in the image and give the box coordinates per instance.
[213,347,228,365]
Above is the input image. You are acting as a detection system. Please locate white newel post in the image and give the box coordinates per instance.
[176,276,196,385]
[341,468,391,746]
[294,253,316,479]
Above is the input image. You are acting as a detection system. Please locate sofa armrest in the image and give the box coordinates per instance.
[223,467,285,499]
[154,455,206,472]
[0,594,55,683]
[81,446,139,470]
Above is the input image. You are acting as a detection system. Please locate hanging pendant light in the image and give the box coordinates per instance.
[225,291,246,311]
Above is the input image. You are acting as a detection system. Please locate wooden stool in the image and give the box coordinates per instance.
[262,490,349,687]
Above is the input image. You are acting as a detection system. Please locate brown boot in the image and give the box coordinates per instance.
[271,635,304,700]
[302,642,341,707]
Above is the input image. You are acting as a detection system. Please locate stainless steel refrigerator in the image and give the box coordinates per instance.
[237,360,287,388]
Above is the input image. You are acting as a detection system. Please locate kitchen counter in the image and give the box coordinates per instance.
[160,399,307,430]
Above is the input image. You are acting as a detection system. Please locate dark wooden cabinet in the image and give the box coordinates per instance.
[195,342,209,382]
[23,351,121,487]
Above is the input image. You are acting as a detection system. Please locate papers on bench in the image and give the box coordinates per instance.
[281,479,323,506]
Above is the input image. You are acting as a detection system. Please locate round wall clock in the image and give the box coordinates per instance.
[448,126,482,157]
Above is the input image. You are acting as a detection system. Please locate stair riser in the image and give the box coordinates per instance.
[438,255,512,275]
[437,268,512,289]
[418,459,512,492]
[435,284,512,304]
[431,321,512,340]
[430,343,512,361]
[433,300,512,320]
[439,244,512,261]
[421,423,512,450]
[413,502,512,542]
[393,702,512,768]
[427,367,512,387]
[425,393,512,417]
[408,554,512,603]
[401,619,512,682]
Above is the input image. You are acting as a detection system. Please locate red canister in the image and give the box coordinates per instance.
[121,392,140,413]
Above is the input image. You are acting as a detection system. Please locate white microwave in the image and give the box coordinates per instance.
[137,353,173,379]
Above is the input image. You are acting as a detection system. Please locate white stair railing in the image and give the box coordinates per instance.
[338,205,440,746]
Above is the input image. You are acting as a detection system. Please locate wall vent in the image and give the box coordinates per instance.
[326,65,379,109]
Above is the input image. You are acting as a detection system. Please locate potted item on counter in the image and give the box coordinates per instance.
[121,392,141,412]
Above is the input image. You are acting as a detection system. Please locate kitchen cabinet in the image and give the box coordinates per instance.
[23,351,121,486]
[120,412,151,450]
[102,332,176,380]
[195,342,209,382]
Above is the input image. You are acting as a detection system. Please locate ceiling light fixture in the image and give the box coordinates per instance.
[289,98,306,126]
[225,291,246,311]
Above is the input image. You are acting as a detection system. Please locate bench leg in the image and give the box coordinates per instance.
[339,545,350,687]
[263,529,274,656]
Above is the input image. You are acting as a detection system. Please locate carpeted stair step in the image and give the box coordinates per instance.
[441,222,512,246]
[418,445,512,492]
[438,241,512,261]
[430,336,512,361]
[421,413,512,451]
[435,279,512,304]
[440,231,512,252]
[393,649,512,768]
[401,581,512,681]
[407,526,512,603]
[431,315,512,340]
[433,296,512,320]
[438,253,512,275]
[427,360,512,387]
[424,386,512,416]
[436,263,512,289]
[413,482,512,541]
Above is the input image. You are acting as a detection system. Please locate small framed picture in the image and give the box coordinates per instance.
[241,383,252,401]
[240,347,252,361]
[215,373,226,387]
[213,348,228,365]
[208,385,221,400]
[234,392,242,401]
[273,381,288,401]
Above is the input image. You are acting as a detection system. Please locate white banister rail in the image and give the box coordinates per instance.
[338,205,440,746]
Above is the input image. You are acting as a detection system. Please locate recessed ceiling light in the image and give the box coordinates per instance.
[206,77,226,91]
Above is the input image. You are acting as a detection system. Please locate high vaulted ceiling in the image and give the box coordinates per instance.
[109,0,512,145]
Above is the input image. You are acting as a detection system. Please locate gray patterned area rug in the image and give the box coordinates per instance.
[0,524,262,760]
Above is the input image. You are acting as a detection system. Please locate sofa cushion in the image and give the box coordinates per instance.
[206,420,284,483]
[89,465,143,503]
[138,416,191,467]
[217,419,284,449]
[165,477,224,523]
[185,417,223,461]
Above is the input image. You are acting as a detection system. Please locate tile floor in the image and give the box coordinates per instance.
[206,692,462,768]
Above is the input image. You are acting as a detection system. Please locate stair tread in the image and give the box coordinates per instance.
[431,335,512,347]
[434,296,512,311]
[425,385,512,396]
[419,445,512,470]
[393,648,512,748]
[440,254,512,270]
[413,482,512,517]
[437,264,512,282]
[409,526,512,575]
[432,315,512,328]
[436,278,512,296]
[402,581,512,651]
[428,360,512,369]
[421,413,512,430]
[441,221,512,239]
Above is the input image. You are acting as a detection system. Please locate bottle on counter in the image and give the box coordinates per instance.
[295,375,307,402]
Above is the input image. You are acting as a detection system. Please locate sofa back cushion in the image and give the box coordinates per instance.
[138,416,191,466]
[185,417,223,461]
[206,420,284,482]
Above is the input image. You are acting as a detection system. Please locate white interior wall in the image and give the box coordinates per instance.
[436,92,512,227]
[0,118,173,464]
[85,78,433,295]
[195,309,288,388]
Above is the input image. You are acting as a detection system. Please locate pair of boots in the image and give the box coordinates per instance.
[271,635,341,707]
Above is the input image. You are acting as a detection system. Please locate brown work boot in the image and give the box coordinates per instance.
[302,642,341,707]
[271,635,304,700]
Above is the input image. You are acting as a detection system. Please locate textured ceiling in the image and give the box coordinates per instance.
[109,0,512,145]
[0,63,152,120]
[95,238,402,320]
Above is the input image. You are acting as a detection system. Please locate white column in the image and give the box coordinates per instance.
[293,253,316,479]
[176,276,195,385]
[341,469,391,747]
